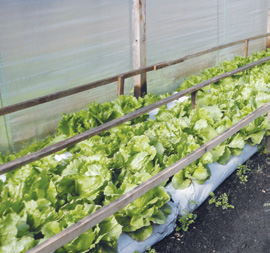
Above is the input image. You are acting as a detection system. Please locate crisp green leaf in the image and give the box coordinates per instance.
[127,225,153,241]
[172,169,192,190]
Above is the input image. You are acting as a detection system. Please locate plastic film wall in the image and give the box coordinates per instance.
[0,0,268,152]
[146,0,268,94]
[0,0,132,151]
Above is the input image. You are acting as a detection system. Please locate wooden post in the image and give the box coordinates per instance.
[244,39,249,58]
[267,10,270,50]
[266,111,270,163]
[117,76,125,96]
[191,91,197,109]
[132,0,147,98]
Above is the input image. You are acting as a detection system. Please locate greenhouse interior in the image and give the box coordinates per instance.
[0,1,269,252]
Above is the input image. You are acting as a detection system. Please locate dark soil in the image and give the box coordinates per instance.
[152,150,270,253]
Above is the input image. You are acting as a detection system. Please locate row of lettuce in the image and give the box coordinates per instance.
[0,51,270,253]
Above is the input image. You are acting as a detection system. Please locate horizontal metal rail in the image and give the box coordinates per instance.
[0,33,269,116]
[27,102,270,253]
[0,57,269,175]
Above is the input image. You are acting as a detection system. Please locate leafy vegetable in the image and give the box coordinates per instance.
[1,50,270,252]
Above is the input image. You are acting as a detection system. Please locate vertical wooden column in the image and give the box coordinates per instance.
[244,39,249,58]
[191,91,197,110]
[266,111,270,163]
[117,76,125,97]
[267,9,270,50]
[132,0,147,98]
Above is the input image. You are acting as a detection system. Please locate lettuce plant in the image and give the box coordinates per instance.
[0,51,270,252]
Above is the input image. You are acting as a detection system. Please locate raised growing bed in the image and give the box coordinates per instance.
[152,150,269,253]
[0,36,270,253]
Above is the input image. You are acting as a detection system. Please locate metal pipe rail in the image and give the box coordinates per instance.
[0,33,269,116]
[27,103,270,253]
[0,57,269,175]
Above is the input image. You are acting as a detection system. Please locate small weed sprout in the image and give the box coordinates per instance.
[258,143,266,155]
[236,164,251,184]
[176,211,197,232]
[146,247,157,253]
[208,192,234,210]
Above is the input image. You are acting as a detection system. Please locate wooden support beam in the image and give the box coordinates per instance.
[27,102,270,253]
[267,10,270,50]
[191,91,197,109]
[266,111,270,161]
[244,39,249,58]
[153,33,270,71]
[0,33,270,117]
[117,76,125,96]
[0,76,118,116]
[132,0,147,98]
[0,57,269,175]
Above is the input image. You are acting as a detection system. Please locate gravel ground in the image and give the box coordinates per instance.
[152,149,270,253]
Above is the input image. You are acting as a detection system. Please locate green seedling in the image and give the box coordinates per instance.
[176,211,197,232]
[146,247,157,253]
[258,142,266,155]
[236,164,251,184]
[208,192,234,210]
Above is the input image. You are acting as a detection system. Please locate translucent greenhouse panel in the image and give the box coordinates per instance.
[218,0,267,44]
[217,0,268,63]
[0,57,12,152]
[146,0,268,94]
[147,0,219,63]
[0,114,11,152]
[0,0,133,151]
[9,82,119,148]
[146,0,219,95]
[147,52,219,95]
[0,0,268,152]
